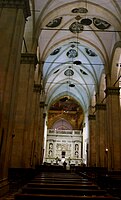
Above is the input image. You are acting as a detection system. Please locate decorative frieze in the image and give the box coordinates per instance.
[105,87,120,96]
[95,103,106,110]
[88,114,96,120]
[0,0,31,19]
[21,53,38,65]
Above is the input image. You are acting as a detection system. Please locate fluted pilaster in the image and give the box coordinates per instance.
[95,103,107,168]
[88,114,96,167]
[0,1,30,196]
[105,86,121,170]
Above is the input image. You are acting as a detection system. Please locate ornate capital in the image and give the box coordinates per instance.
[105,87,120,96]
[0,0,31,19]
[95,103,106,110]
[21,53,38,65]
[88,114,96,120]
[33,83,42,93]
[40,102,45,108]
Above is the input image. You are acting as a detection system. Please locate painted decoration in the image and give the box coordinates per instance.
[50,47,61,55]
[66,49,78,58]
[73,60,82,65]
[71,7,88,13]
[93,18,111,29]
[69,21,84,33]
[85,48,97,57]
[69,83,75,87]
[81,18,92,26]
[46,17,62,27]
[64,69,74,76]
[80,69,88,75]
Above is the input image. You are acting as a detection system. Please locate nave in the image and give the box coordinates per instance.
[3,167,121,200]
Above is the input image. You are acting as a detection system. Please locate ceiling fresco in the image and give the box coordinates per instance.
[34,0,121,126]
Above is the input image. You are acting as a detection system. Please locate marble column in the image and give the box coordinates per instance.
[0,0,30,196]
[10,53,37,168]
[95,104,107,167]
[88,114,96,167]
[105,87,121,170]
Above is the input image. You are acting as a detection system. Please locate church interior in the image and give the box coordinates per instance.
[0,0,121,199]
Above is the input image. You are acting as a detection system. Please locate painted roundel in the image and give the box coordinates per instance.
[81,18,92,26]
[69,21,84,33]
[85,48,97,57]
[71,7,88,14]
[50,47,61,56]
[66,49,78,58]
[73,60,82,65]
[64,69,74,76]
[93,18,111,29]
[46,17,62,28]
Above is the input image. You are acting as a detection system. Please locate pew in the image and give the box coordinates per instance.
[27,182,98,189]
[14,170,120,200]
[22,186,108,196]
[15,193,120,200]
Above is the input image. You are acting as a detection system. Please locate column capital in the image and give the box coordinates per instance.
[21,53,38,65]
[40,102,45,108]
[0,0,31,19]
[33,83,42,93]
[95,103,106,110]
[88,114,96,120]
[105,87,120,96]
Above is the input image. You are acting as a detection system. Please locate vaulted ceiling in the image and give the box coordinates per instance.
[33,0,121,113]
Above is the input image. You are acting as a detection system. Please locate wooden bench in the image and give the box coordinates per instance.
[14,171,120,200]
[27,182,98,189]
[22,186,108,196]
[30,179,93,184]
[15,193,120,200]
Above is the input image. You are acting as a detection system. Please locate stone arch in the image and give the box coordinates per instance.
[52,118,73,130]
[111,42,121,86]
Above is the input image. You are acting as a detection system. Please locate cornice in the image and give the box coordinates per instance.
[0,0,31,19]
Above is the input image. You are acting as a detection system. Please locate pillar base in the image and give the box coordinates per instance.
[0,178,9,197]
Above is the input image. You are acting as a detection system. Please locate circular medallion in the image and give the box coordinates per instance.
[46,17,62,28]
[66,49,78,58]
[93,18,110,29]
[85,48,97,57]
[50,47,61,55]
[81,18,92,26]
[64,69,74,76]
[71,7,88,14]
[69,21,84,33]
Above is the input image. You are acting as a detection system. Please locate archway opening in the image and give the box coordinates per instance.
[43,97,85,166]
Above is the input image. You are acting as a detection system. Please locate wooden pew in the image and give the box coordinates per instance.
[15,193,120,200]
[27,182,98,189]
[14,171,120,200]
[22,186,108,196]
